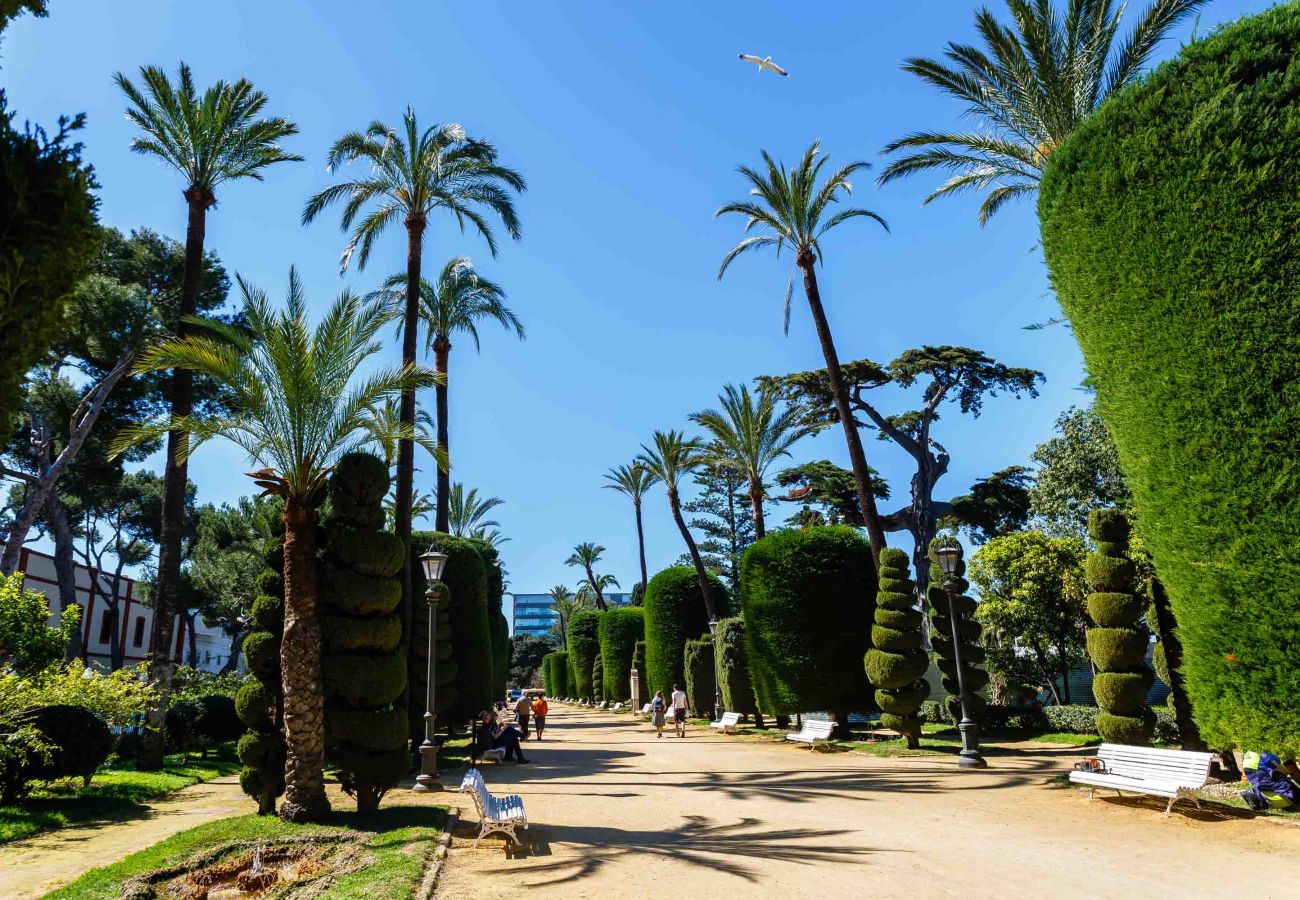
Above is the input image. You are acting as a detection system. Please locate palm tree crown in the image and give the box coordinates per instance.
[447,483,505,537]
[603,462,660,504]
[636,430,707,497]
[548,584,587,648]
[360,398,442,470]
[115,62,301,206]
[878,0,1209,224]
[374,257,524,350]
[565,541,619,611]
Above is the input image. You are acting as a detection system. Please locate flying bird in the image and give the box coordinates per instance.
[738,54,789,77]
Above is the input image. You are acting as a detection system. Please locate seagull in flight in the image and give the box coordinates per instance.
[739,54,789,77]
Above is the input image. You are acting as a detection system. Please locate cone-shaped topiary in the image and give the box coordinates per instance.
[599,607,644,702]
[741,526,874,721]
[717,617,762,727]
[1085,509,1153,745]
[236,529,286,815]
[470,539,510,704]
[926,538,988,724]
[643,567,720,699]
[591,652,604,702]
[563,650,577,698]
[684,637,716,719]
[320,453,408,815]
[567,609,602,701]
[413,532,491,728]
[864,548,928,748]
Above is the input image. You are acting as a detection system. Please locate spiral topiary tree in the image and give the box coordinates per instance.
[1038,3,1300,754]
[235,526,286,815]
[741,526,874,732]
[599,607,645,702]
[716,617,763,727]
[926,537,988,724]
[684,637,716,719]
[643,566,719,699]
[567,609,603,701]
[864,548,929,748]
[1085,509,1154,745]
[591,653,604,703]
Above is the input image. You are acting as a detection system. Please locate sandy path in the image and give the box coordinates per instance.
[0,775,254,899]
[435,706,1300,899]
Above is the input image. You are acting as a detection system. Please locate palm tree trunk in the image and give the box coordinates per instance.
[1149,577,1206,751]
[140,192,207,771]
[586,564,607,611]
[634,498,649,589]
[399,220,424,749]
[749,482,765,540]
[669,489,721,621]
[278,496,330,823]
[797,258,885,566]
[433,340,450,533]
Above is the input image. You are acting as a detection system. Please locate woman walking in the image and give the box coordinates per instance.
[651,690,667,738]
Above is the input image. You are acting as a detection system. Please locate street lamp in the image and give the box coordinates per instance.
[413,546,449,792]
[707,616,724,723]
[935,544,986,769]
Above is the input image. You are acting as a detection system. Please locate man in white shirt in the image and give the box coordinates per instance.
[670,683,689,738]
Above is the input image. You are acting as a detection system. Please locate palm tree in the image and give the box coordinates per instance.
[371,257,524,534]
[548,584,587,648]
[637,430,722,621]
[564,542,619,611]
[360,398,442,470]
[878,0,1208,224]
[690,383,818,539]
[303,112,524,643]
[716,142,888,562]
[447,482,505,537]
[112,269,438,822]
[115,62,300,770]
[602,462,660,591]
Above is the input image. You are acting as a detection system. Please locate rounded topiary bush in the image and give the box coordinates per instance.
[684,637,716,718]
[864,549,928,747]
[741,527,873,719]
[1093,670,1154,712]
[242,631,280,681]
[24,705,112,786]
[599,607,644,702]
[1039,1,1300,753]
[238,529,285,815]
[643,567,718,699]
[1087,592,1146,628]
[925,538,987,724]
[1086,629,1149,672]
[567,609,603,702]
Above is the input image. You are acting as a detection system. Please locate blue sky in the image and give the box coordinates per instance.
[5,0,1272,627]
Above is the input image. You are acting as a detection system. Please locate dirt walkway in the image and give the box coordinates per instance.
[435,705,1300,899]
[0,775,254,899]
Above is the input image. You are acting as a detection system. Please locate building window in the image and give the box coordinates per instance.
[133,617,146,647]
[97,611,115,644]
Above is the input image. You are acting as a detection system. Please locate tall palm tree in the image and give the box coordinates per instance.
[878,0,1208,224]
[447,482,504,537]
[690,383,818,539]
[637,430,723,621]
[716,142,888,563]
[302,108,524,674]
[372,257,523,534]
[564,542,619,611]
[112,269,438,822]
[115,62,300,770]
[548,584,587,648]
[602,462,660,590]
[360,397,442,470]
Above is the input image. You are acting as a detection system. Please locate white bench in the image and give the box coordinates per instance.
[786,718,835,748]
[460,767,529,848]
[1068,743,1214,815]
[711,711,742,734]
[638,703,653,719]
[611,702,623,712]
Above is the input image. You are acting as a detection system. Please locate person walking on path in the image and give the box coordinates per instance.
[651,690,667,738]
[515,693,532,740]
[670,684,689,738]
[532,694,549,740]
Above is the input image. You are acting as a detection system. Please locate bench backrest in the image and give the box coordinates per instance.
[801,719,835,739]
[460,767,494,815]
[1096,743,1213,785]
[721,712,741,725]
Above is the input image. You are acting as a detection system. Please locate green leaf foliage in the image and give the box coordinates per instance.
[235,531,284,814]
[740,527,873,717]
[684,638,716,718]
[598,607,644,702]
[716,617,757,718]
[566,609,603,701]
[1040,2,1300,753]
[591,652,604,701]
[413,531,491,725]
[642,566,718,700]
[928,538,991,721]
[864,549,927,746]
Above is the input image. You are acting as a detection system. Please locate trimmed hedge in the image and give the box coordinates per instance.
[740,527,874,717]
[599,607,644,702]
[925,538,988,723]
[23,705,112,787]
[567,609,603,701]
[643,567,721,700]
[414,531,491,726]
[864,549,928,748]
[591,652,604,701]
[1039,1,1300,753]
[236,529,285,814]
[470,539,510,704]
[716,617,759,723]
[563,649,578,698]
[684,638,716,718]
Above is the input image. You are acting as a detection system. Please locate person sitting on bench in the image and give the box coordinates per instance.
[477,710,530,764]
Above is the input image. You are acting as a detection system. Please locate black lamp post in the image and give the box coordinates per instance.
[707,616,724,723]
[413,546,449,792]
[935,544,987,769]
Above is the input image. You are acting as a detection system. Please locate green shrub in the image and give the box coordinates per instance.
[235,682,275,732]
[414,532,492,727]
[1039,2,1300,753]
[469,539,510,704]
[566,609,603,701]
[643,567,718,700]
[22,704,112,786]
[241,631,280,682]
[318,569,401,616]
[924,538,987,724]
[591,653,604,701]
[716,617,759,722]
[1086,629,1149,672]
[322,613,402,654]
[1092,670,1153,713]
[563,650,577,698]
[1041,704,1099,735]
[684,638,716,718]
[249,594,284,634]
[599,607,644,702]
[1087,592,1146,628]
[1098,709,1157,745]
[330,527,405,578]
[170,695,242,751]
[864,549,928,747]
[238,532,285,815]
[741,527,873,717]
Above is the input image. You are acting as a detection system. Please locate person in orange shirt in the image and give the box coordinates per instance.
[531,694,549,740]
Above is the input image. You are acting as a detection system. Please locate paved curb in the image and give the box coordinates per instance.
[416,810,458,900]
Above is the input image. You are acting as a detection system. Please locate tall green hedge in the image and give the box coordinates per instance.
[716,617,760,725]
[864,549,929,748]
[1039,2,1300,753]
[541,652,557,696]
[566,609,603,701]
[599,607,644,702]
[740,527,874,717]
[410,535,458,735]
[471,539,510,703]
[563,649,577,697]
[235,531,286,815]
[643,566,720,699]
[414,532,491,725]
[1085,510,1154,744]
[926,538,989,723]
[684,638,716,719]
[320,453,408,814]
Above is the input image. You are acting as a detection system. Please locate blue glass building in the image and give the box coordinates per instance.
[510,592,631,636]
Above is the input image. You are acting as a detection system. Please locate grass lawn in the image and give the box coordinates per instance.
[46,804,447,900]
[0,746,240,845]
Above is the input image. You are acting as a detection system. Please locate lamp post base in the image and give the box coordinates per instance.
[411,742,442,791]
[412,773,444,792]
[956,718,987,768]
